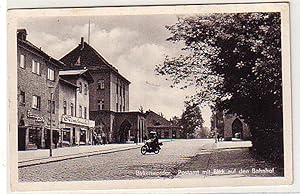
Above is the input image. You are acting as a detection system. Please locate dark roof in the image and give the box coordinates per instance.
[17,30,65,69]
[59,69,94,84]
[145,110,176,127]
[60,40,130,84]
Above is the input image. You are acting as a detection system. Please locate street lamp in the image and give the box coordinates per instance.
[48,85,54,157]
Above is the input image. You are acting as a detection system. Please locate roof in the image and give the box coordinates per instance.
[59,69,94,83]
[145,110,178,127]
[59,69,88,76]
[17,29,65,69]
[60,39,130,84]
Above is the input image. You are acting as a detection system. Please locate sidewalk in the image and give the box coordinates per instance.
[18,139,173,167]
[18,143,143,167]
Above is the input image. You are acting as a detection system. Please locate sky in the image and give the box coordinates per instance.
[18,15,212,127]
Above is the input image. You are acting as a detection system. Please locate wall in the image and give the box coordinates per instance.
[17,43,60,149]
[89,70,111,111]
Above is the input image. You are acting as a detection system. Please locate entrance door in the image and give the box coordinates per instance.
[232,118,243,139]
[119,120,132,143]
[18,127,26,150]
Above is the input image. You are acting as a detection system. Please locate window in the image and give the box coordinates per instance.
[63,100,67,115]
[98,79,105,90]
[32,95,41,110]
[79,105,82,118]
[70,103,74,116]
[84,83,88,95]
[19,54,25,68]
[84,107,87,119]
[32,60,40,75]
[79,82,82,93]
[97,99,104,111]
[47,100,55,113]
[47,68,55,81]
[19,91,25,105]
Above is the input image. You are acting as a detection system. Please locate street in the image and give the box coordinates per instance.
[18,139,283,182]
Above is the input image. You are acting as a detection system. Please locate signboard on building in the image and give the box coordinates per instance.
[61,114,95,127]
[27,110,44,123]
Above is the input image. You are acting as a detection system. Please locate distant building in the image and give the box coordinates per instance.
[17,29,64,150]
[211,111,251,140]
[58,69,95,146]
[145,110,180,139]
[60,37,145,143]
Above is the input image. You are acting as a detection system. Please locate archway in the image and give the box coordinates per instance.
[232,118,243,139]
[119,120,132,143]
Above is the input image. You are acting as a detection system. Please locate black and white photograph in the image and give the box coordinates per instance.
[8,2,292,191]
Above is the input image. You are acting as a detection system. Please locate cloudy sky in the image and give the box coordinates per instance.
[18,15,211,127]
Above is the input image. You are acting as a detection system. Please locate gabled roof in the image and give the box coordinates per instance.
[145,110,176,127]
[17,29,65,69]
[59,69,94,83]
[60,39,130,84]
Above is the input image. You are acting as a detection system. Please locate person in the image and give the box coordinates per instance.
[102,132,106,145]
[97,133,102,145]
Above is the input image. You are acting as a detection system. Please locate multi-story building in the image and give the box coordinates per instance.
[58,69,95,146]
[17,29,64,150]
[60,37,145,143]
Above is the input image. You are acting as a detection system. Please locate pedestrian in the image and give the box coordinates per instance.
[97,133,102,145]
[102,132,106,145]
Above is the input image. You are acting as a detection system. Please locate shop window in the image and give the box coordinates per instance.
[28,128,37,143]
[32,95,41,110]
[32,60,40,75]
[47,68,55,81]
[62,129,70,142]
[80,130,86,142]
[19,54,25,68]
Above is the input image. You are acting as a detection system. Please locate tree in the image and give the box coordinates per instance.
[179,102,204,138]
[156,12,282,134]
[156,12,283,161]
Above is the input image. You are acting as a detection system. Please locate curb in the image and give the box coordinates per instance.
[18,145,142,168]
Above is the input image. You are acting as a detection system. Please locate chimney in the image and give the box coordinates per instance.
[80,37,84,50]
[17,29,27,41]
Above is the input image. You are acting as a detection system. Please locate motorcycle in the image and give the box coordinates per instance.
[141,141,163,155]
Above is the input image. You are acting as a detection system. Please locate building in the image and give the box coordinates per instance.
[17,29,64,150]
[145,110,180,139]
[211,111,252,140]
[60,37,146,143]
[58,69,95,146]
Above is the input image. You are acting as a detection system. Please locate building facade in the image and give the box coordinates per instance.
[211,111,252,141]
[145,110,180,139]
[60,37,145,143]
[17,29,64,150]
[58,69,95,146]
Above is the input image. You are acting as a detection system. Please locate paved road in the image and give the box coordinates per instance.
[19,139,213,182]
[19,139,282,182]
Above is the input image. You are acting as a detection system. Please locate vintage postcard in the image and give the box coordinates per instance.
[7,2,292,192]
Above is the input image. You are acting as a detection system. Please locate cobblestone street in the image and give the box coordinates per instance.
[18,139,283,182]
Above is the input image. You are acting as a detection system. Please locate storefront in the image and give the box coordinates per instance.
[59,114,95,147]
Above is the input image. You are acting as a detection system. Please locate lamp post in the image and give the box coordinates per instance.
[48,86,54,157]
